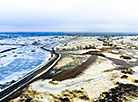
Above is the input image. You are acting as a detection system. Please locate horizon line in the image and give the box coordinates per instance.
[0,31,138,34]
[0,31,138,33]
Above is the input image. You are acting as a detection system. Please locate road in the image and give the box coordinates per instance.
[0,48,61,102]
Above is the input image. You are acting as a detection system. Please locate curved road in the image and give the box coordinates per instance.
[0,48,61,102]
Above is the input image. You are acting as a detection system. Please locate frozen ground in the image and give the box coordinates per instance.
[10,35,138,102]
[0,36,73,50]
[0,36,74,89]
[0,45,18,52]
[0,46,50,84]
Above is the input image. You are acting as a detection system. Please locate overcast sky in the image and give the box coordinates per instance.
[0,0,138,32]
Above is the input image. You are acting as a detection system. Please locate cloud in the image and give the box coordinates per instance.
[0,0,138,32]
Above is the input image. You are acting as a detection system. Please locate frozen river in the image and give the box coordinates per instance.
[0,35,73,90]
[0,46,51,86]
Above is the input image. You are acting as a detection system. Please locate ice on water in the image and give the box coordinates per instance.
[0,46,50,84]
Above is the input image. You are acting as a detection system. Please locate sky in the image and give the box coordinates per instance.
[0,0,138,32]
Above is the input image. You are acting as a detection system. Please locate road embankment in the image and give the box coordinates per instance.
[0,49,61,102]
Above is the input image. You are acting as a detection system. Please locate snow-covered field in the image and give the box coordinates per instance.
[0,36,70,49]
[0,46,18,52]
[0,36,57,88]
[0,46,50,84]
[0,35,74,90]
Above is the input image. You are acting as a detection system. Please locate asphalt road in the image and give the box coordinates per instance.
[0,49,60,102]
